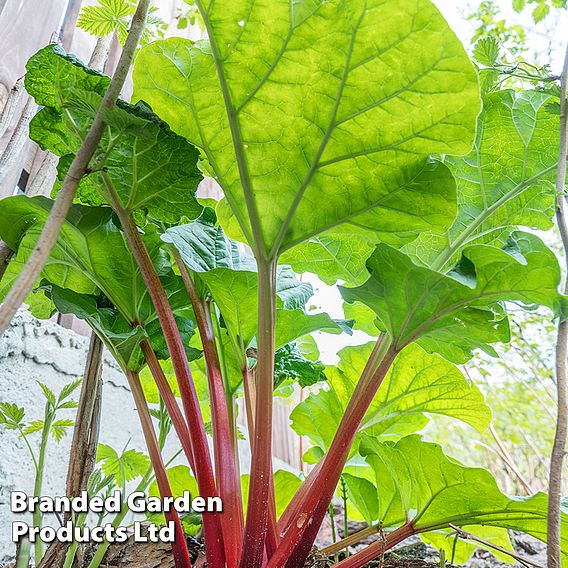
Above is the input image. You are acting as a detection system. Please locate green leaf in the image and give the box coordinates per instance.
[274,344,326,389]
[38,382,57,407]
[147,465,201,533]
[532,2,550,21]
[77,0,130,38]
[280,227,378,287]
[291,342,490,454]
[58,379,83,403]
[422,526,515,565]
[403,90,559,271]
[342,473,379,525]
[200,266,315,348]
[23,420,45,436]
[359,435,568,560]
[473,37,500,66]
[341,232,562,362]
[0,403,26,429]
[275,310,351,352]
[140,362,181,404]
[133,0,479,254]
[512,0,526,11]
[342,301,381,336]
[51,419,75,442]
[25,44,203,224]
[47,285,146,371]
[96,444,150,486]
[162,213,256,273]
[0,196,195,371]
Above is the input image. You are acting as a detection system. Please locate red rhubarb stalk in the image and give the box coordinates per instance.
[268,335,398,568]
[333,523,416,568]
[112,203,225,568]
[126,370,193,568]
[173,251,244,568]
[140,341,195,471]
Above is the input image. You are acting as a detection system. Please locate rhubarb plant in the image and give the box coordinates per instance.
[1,0,568,567]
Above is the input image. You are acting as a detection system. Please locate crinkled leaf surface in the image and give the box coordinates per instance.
[404,90,559,271]
[291,342,490,453]
[280,226,378,287]
[274,344,326,389]
[341,232,561,362]
[162,212,256,273]
[25,44,202,223]
[360,435,568,562]
[0,196,166,323]
[133,0,479,254]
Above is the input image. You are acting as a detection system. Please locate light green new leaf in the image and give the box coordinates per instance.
[96,444,150,486]
[360,435,568,562]
[342,232,561,362]
[133,0,479,254]
[25,44,203,224]
[147,465,202,534]
[291,342,490,453]
[342,473,379,526]
[404,90,559,271]
[77,0,131,39]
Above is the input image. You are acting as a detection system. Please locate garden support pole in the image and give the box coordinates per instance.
[548,43,568,568]
[66,333,104,503]
[0,0,152,336]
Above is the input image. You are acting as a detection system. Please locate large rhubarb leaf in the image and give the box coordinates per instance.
[25,44,202,224]
[358,435,568,563]
[341,232,562,362]
[133,0,479,255]
[404,90,559,271]
[291,343,490,453]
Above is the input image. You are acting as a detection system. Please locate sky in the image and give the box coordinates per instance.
[435,0,568,71]
[310,0,568,364]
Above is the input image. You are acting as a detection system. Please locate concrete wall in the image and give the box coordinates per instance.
[0,310,160,562]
